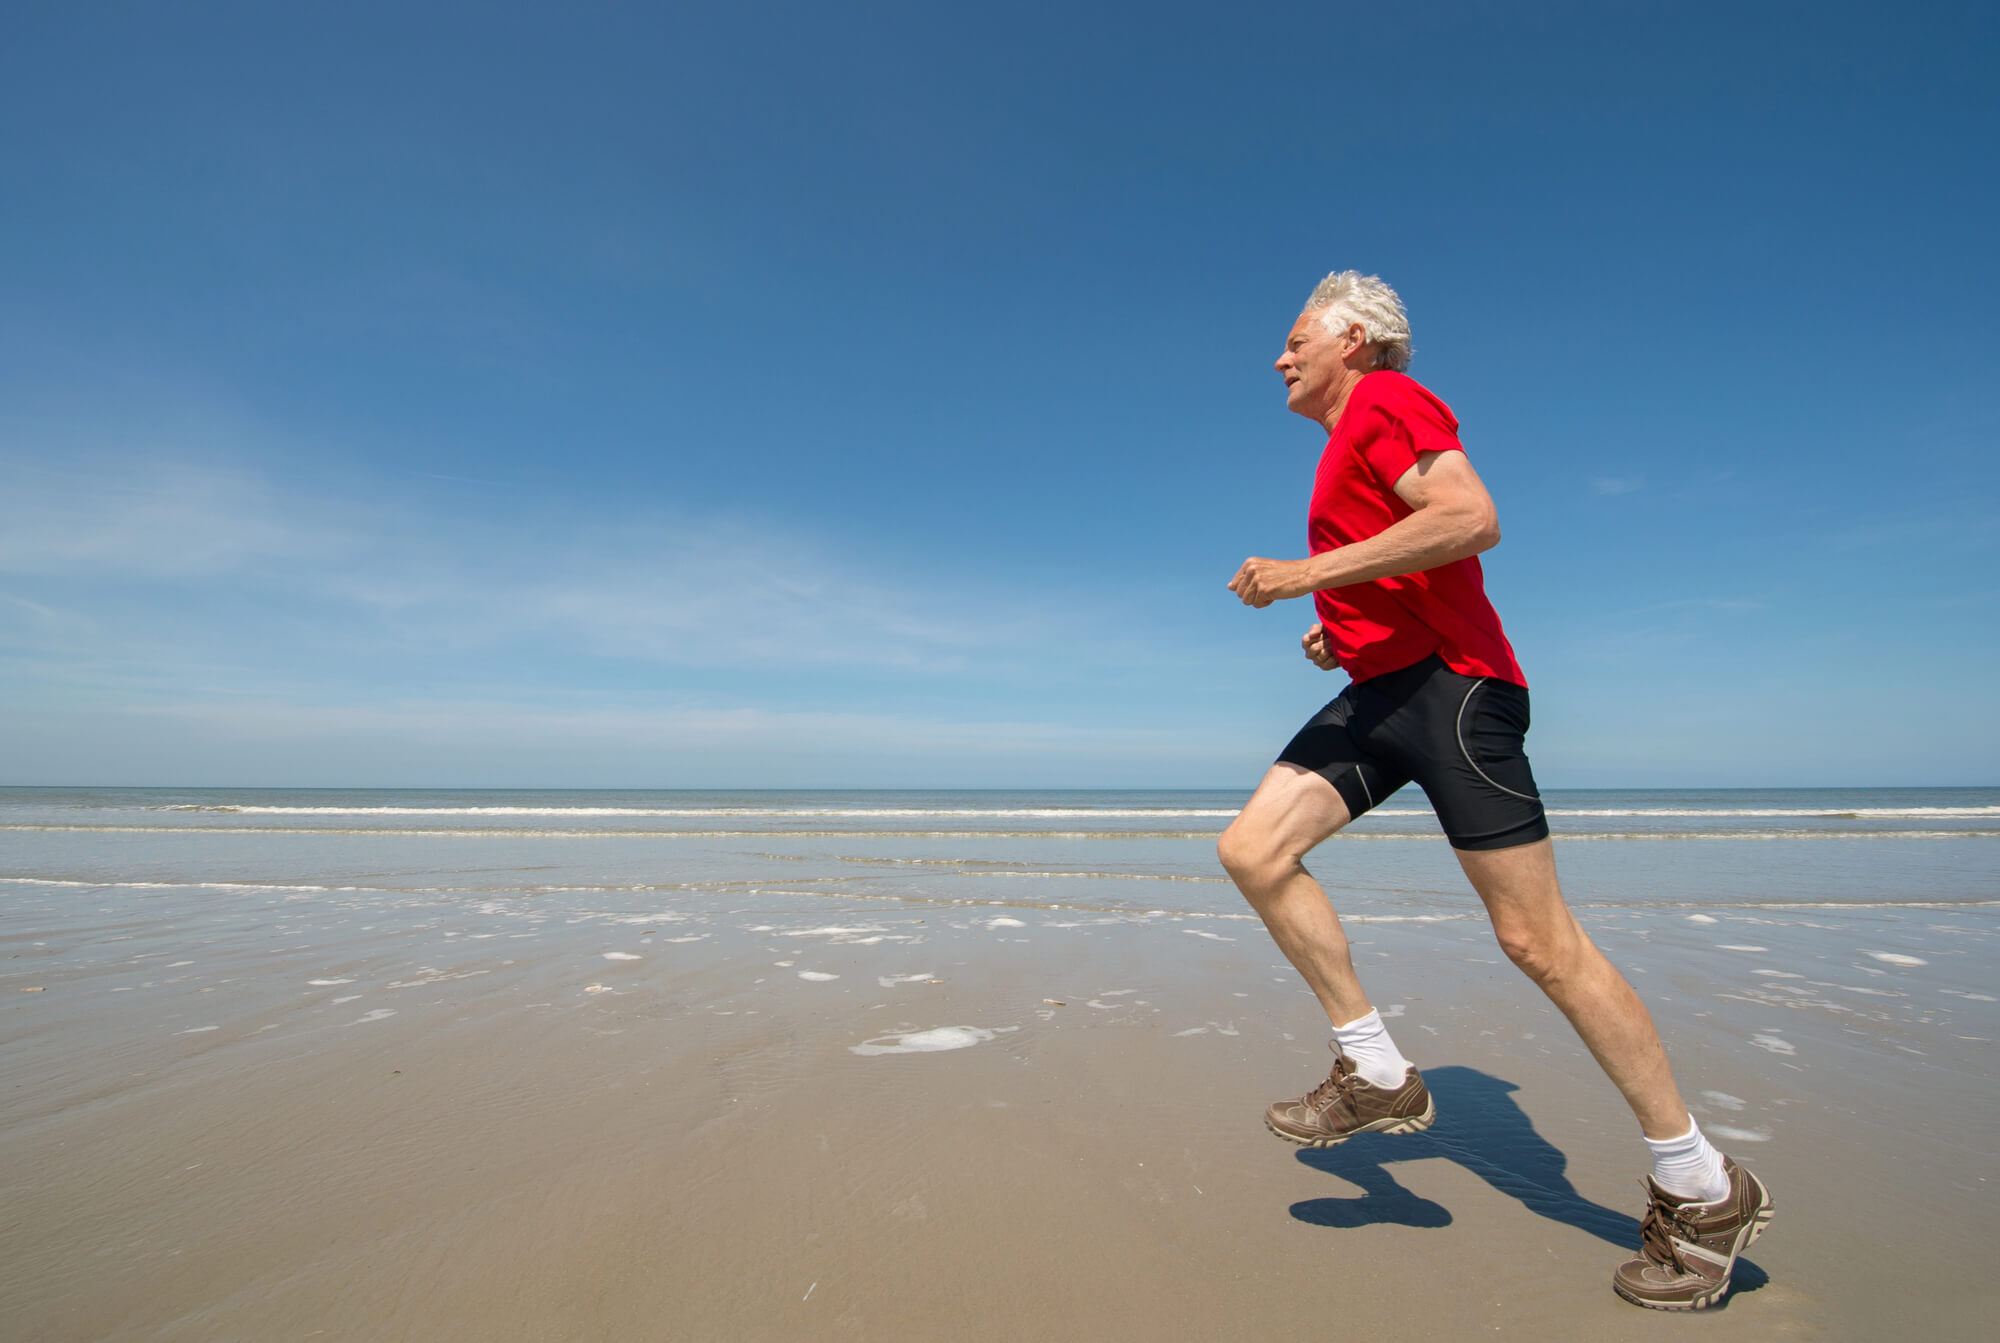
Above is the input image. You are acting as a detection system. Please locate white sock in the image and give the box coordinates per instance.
[1330,1008,1414,1090]
[1645,1117,1730,1203]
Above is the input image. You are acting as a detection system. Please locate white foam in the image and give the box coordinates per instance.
[1749,1034,1796,1056]
[1752,970,1804,978]
[1687,914,1719,924]
[850,1026,995,1056]
[158,804,1244,818]
[174,1026,218,1035]
[331,995,362,1004]
[985,917,1026,929]
[1549,806,2000,818]
[350,1009,396,1024]
[1941,989,1997,1002]
[142,802,2000,820]
[798,971,840,982]
[780,926,888,940]
[1708,1125,1772,1143]
[1183,929,1234,941]
[1173,1027,1209,1036]
[307,978,353,986]
[1718,944,1767,952]
[877,973,936,988]
[1864,951,1928,967]
[601,952,642,961]
[1701,1090,1747,1111]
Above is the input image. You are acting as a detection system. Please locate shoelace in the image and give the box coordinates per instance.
[1304,1055,1355,1112]
[1636,1186,1702,1273]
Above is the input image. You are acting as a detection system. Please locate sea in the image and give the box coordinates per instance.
[4,786,1996,924]
[5,785,1995,1051]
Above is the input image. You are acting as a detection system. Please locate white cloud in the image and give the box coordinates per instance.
[0,460,337,579]
[0,695,1259,786]
[0,453,1090,677]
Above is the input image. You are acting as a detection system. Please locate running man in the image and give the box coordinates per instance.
[1220,271,1773,1311]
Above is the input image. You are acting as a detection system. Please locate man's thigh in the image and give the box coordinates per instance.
[1227,762,1357,860]
[1454,836,1574,940]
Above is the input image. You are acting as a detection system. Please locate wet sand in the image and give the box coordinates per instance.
[3,889,1995,1341]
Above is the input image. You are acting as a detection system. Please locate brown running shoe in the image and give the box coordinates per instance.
[1264,1045,1435,1146]
[1613,1156,1775,1311]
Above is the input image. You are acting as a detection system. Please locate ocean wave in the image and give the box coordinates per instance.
[128,802,2000,822]
[6,824,2000,842]
[1545,806,2000,819]
[153,804,1247,818]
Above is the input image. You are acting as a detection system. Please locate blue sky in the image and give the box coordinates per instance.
[2,0,1994,788]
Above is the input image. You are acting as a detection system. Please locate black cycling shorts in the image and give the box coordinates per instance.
[1276,653,1550,851]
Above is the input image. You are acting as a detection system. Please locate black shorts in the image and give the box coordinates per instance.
[1276,653,1550,851]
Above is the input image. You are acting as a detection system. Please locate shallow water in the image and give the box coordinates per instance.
[4,786,1996,917]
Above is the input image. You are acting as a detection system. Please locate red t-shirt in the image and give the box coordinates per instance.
[1307,371,1527,687]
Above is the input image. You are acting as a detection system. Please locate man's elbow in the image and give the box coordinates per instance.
[1464,505,1501,555]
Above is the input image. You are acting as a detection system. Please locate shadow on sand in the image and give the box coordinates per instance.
[1289,1065,1767,1294]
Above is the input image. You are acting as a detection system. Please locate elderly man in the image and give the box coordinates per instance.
[1221,271,1774,1311]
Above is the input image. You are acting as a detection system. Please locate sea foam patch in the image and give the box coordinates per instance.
[1708,1125,1772,1143]
[850,1026,995,1056]
[798,971,839,982]
[601,952,641,961]
[1864,951,1928,967]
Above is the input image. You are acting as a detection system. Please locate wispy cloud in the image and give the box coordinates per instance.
[0,454,1101,680]
[0,460,336,579]
[1,689,1263,787]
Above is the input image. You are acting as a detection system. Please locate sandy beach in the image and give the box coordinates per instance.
[2,789,1996,1340]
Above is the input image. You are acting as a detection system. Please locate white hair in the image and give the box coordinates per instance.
[1303,271,1413,372]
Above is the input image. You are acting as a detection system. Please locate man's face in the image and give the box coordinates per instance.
[1275,310,1356,421]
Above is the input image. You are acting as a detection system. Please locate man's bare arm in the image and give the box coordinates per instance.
[1228,450,1499,607]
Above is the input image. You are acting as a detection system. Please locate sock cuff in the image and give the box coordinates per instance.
[1330,1007,1383,1037]
[1643,1116,1703,1153]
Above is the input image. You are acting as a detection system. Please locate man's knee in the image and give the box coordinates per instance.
[1217,823,1297,896]
[1494,919,1585,987]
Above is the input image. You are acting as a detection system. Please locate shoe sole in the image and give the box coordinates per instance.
[1264,1092,1436,1147]
[1612,1172,1776,1312]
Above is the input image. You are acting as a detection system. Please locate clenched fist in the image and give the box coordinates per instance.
[1301,623,1340,670]
[1227,556,1309,608]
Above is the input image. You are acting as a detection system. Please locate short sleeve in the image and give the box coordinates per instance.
[1352,381,1463,490]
